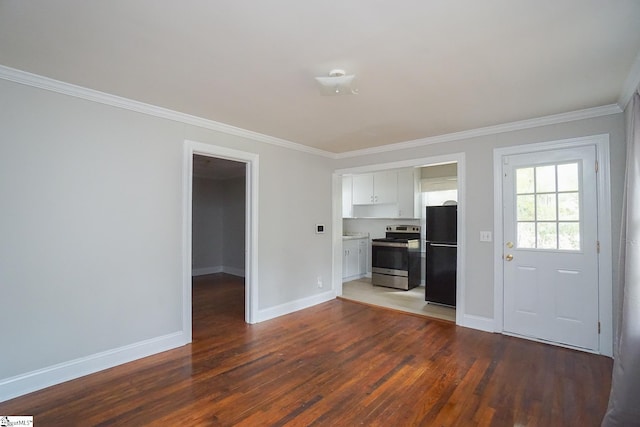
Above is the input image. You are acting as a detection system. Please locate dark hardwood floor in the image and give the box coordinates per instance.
[0,273,613,426]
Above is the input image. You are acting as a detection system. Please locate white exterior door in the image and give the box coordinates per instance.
[502,145,599,350]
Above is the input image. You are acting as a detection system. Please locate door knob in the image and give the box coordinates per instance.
[505,254,513,261]
[506,241,514,248]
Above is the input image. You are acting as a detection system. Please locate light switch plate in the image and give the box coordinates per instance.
[480,231,492,242]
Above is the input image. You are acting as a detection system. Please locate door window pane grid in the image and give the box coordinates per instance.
[515,162,581,251]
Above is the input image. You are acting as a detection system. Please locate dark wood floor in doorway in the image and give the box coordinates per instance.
[0,273,613,426]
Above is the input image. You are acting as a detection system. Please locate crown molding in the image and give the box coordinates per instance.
[0,65,335,159]
[618,49,640,110]
[0,65,627,161]
[335,104,623,159]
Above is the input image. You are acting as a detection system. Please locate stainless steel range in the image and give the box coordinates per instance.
[371,225,421,290]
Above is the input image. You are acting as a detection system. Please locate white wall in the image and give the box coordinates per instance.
[335,113,626,321]
[0,78,335,391]
[222,176,246,274]
[191,175,245,276]
[192,176,223,272]
[0,80,184,381]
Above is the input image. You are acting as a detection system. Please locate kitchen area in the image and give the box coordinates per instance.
[341,163,458,322]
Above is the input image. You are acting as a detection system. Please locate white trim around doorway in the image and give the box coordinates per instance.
[492,134,613,356]
[182,140,259,339]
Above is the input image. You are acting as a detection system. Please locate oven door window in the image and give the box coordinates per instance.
[372,246,408,271]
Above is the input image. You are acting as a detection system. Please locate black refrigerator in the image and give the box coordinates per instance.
[425,205,457,306]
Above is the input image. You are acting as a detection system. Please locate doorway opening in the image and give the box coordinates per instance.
[191,155,246,332]
[334,152,465,326]
[182,141,259,343]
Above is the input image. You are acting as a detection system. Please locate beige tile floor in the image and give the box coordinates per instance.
[340,277,456,322]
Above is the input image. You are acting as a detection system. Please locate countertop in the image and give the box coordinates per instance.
[342,233,369,240]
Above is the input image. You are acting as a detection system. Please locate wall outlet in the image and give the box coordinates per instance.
[480,231,492,242]
[317,276,323,288]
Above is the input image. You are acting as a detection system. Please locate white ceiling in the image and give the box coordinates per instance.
[1,1,639,154]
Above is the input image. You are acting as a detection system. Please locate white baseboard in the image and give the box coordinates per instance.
[222,266,245,277]
[0,331,187,403]
[460,313,496,333]
[256,290,336,323]
[192,266,223,276]
[192,266,245,277]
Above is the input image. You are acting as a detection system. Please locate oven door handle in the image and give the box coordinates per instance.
[429,243,457,248]
[372,242,409,248]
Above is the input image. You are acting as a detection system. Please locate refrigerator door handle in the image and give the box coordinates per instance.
[429,243,457,248]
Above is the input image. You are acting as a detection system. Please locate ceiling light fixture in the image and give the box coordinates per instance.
[315,69,358,96]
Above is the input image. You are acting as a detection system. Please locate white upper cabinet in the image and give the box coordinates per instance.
[373,171,398,204]
[342,176,353,218]
[397,168,420,218]
[352,174,374,205]
[345,168,420,219]
[352,171,397,205]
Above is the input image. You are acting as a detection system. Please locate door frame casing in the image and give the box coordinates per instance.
[492,134,612,356]
[182,140,259,341]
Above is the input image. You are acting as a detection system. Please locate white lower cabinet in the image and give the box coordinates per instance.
[342,238,368,281]
[358,239,368,276]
